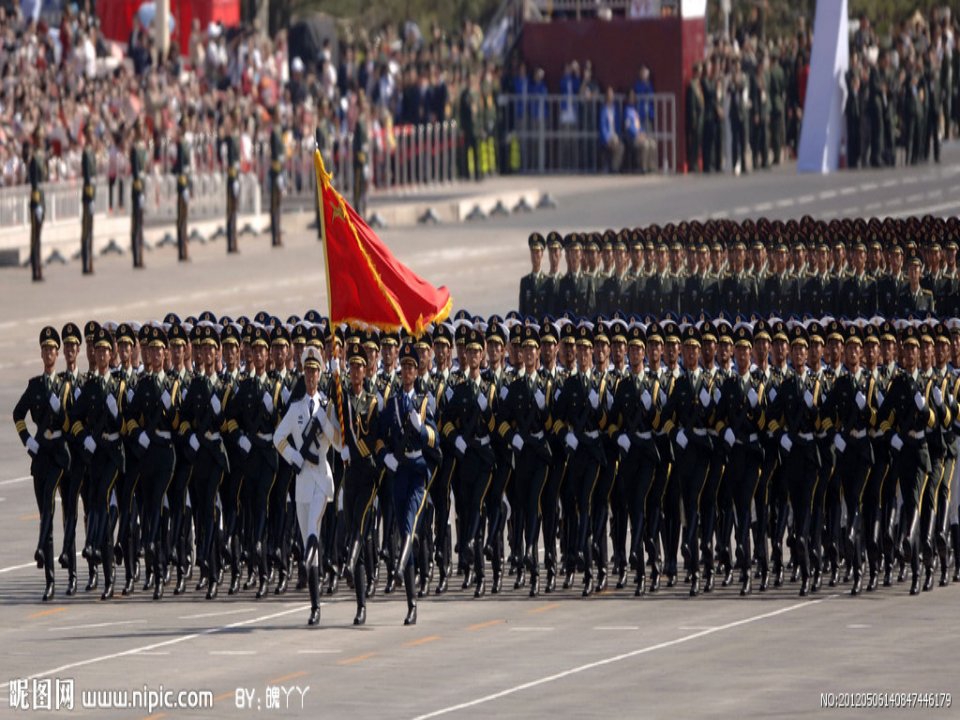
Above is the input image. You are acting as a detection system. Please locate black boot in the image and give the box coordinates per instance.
[306,564,321,626]
[65,573,77,596]
[403,563,417,625]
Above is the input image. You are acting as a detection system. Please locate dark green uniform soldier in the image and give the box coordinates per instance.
[28,127,47,282]
[750,61,770,169]
[899,254,936,316]
[481,71,498,178]
[769,54,786,164]
[269,108,284,247]
[352,96,371,219]
[13,326,70,600]
[130,121,147,268]
[223,114,240,254]
[80,125,96,274]
[174,116,192,262]
[686,63,704,172]
[519,233,549,318]
[459,74,481,181]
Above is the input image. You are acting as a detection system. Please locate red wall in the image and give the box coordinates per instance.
[521,17,704,170]
[98,0,240,56]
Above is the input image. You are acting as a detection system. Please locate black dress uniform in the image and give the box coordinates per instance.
[337,347,381,624]
[223,127,240,254]
[72,329,128,599]
[126,327,180,598]
[519,233,550,318]
[269,119,284,247]
[13,327,71,600]
[217,328,245,594]
[28,131,47,282]
[80,138,96,274]
[497,327,554,596]
[57,323,86,595]
[129,129,147,268]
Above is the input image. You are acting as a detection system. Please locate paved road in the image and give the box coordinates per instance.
[2,150,960,718]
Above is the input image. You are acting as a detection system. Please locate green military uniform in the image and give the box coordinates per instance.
[130,136,147,268]
[352,114,370,218]
[224,131,240,254]
[459,81,481,181]
[80,142,96,274]
[269,123,284,247]
[174,133,191,261]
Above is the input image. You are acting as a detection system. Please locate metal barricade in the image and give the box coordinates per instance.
[499,92,676,175]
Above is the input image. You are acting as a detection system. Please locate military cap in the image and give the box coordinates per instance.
[934,323,951,345]
[286,314,302,326]
[681,324,701,347]
[528,232,546,250]
[221,324,241,346]
[302,346,325,370]
[804,321,823,344]
[115,323,136,345]
[432,323,453,347]
[514,324,539,348]
[564,233,581,250]
[824,320,844,343]
[575,323,594,347]
[379,330,399,347]
[163,312,182,326]
[626,324,646,346]
[137,323,152,345]
[304,309,324,324]
[345,344,366,367]
[789,324,808,347]
[844,325,862,346]
[235,315,251,329]
[90,326,113,349]
[715,319,733,344]
[249,326,270,349]
[184,316,198,327]
[753,319,771,342]
[486,324,507,346]
[333,325,346,347]
[539,321,558,344]
[546,231,563,248]
[453,322,471,345]
[188,323,204,345]
[168,323,188,346]
[508,322,523,346]
[147,325,169,348]
[399,342,420,366]
[699,320,718,344]
[770,320,788,343]
[39,326,61,349]
[253,311,271,325]
[61,322,82,345]
[919,322,934,344]
[662,321,680,344]
[291,323,308,345]
[862,324,879,345]
[900,325,920,347]
[733,323,753,347]
[414,332,432,349]
[609,320,628,344]
[593,322,610,345]
[558,321,576,345]
[198,323,220,347]
[198,310,218,324]
[84,320,101,340]
[305,323,324,347]
[646,322,664,344]
[355,329,377,350]
[464,328,485,351]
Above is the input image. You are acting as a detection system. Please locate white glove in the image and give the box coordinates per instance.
[83,435,97,454]
[803,389,814,409]
[106,393,118,419]
[161,389,171,409]
[588,389,600,409]
[126,388,134,404]
[384,453,398,472]
[511,433,524,452]
[409,409,423,431]
[455,435,468,454]
[747,387,758,408]
[658,390,667,406]
[914,391,926,411]
[477,393,488,411]
[617,433,631,453]
[231,179,239,197]
[833,435,846,453]
[34,205,43,222]
[189,434,200,453]
[26,436,39,455]
[565,431,579,451]
[534,389,545,410]
[932,386,943,407]
[699,387,710,408]
[640,389,652,411]
[855,391,866,410]
[328,358,338,374]
[138,432,150,450]
[877,389,885,406]
[713,387,722,403]
[49,393,61,413]
[500,386,508,401]
[890,433,903,451]
[181,188,189,202]
[288,448,304,469]
[724,428,736,447]
[262,391,274,413]
[676,428,689,449]
[211,394,221,415]
[340,446,351,463]
[238,435,252,454]
[281,386,291,405]
[768,387,778,403]
[780,434,793,453]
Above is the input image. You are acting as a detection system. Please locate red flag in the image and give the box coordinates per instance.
[315,150,452,335]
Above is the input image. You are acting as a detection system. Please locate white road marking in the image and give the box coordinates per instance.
[0,603,312,689]
[839,187,856,196]
[753,202,773,212]
[902,176,919,185]
[178,608,257,620]
[49,620,147,632]
[881,179,898,188]
[209,650,256,656]
[859,182,879,191]
[847,624,871,629]
[411,598,827,720]
[733,206,751,215]
[0,552,80,574]
[819,190,837,199]
[775,199,794,208]
[797,194,815,205]
[0,476,31,486]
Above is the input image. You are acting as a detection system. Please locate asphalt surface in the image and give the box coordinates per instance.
[2,147,960,718]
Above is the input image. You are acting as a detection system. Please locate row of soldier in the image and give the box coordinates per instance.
[519,219,959,321]
[15,308,960,630]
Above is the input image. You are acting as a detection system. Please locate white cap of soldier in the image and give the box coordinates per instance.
[301,345,323,370]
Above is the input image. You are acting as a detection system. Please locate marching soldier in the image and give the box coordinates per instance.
[269,107,285,247]
[519,233,549,318]
[80,125,97,275]
[353,95,372,219]
[14,327,71,600]
[218,322,246,594]
[28,126,47,282]
[58,323,86,595]
[174,115,192,262]
[130,121,147,269]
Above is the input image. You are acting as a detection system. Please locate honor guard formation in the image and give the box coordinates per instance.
[12,213,960,631]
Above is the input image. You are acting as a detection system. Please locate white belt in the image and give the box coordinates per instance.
[530,431,544,440]
[477,436,490,447]
[257,432,273,441]
[815,431,829,439]
[584,430,599,440]
[43,430,62,440]
[797,432,814,441]
[204,432,221,441]
[101,432,119,442]
[849,429,867,439]
[747,433,758,443]
[405,450,423,459]
[908,430,925,440]
[635,431,653,440]
[155,430,171,440]
[868,429,882,438]
[707,429,718,437]
[692,428,708,437]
